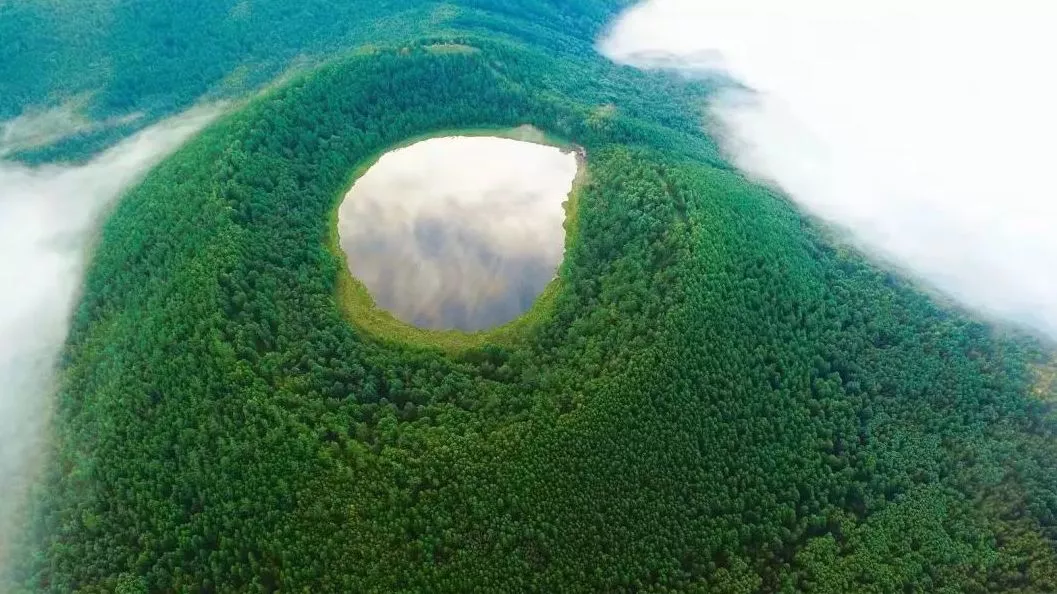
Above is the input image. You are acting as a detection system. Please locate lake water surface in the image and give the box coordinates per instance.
[337,135,579,331]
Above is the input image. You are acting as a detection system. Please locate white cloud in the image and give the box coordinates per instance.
[0,100,144,158]
[600,0,1057,339]
[0,105,221,574]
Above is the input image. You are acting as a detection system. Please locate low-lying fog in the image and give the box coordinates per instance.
[601,1,1057,341]
[0,106,220,575]
[337,135,579,331]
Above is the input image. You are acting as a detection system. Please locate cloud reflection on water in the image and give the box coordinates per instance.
[337,136,579,331]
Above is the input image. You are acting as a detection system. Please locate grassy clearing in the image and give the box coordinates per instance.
[327,126,586,353]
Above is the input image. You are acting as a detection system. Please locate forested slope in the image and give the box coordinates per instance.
[6,5,1057,594]
[0,0,633,162]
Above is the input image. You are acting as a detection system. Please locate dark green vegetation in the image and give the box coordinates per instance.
[9,2,1057,593]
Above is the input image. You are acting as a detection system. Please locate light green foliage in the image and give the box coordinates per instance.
[7,6,1057,594]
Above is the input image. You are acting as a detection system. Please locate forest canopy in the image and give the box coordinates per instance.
[5,2,1057,593]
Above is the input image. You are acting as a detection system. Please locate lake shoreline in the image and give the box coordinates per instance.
[328,126,587,352]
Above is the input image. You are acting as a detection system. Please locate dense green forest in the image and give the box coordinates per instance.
[6,1,1057,593]
[0,0,635,162]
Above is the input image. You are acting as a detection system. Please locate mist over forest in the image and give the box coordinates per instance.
[602,0,1057,341]
[2,1,1056,592]
[0,107,220,574]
